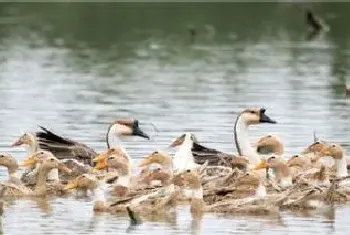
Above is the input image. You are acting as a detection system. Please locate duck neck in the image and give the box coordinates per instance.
[274,164,292,187]
[46,168,59,182]
[335,156,348,178]
[26,140,38,155]
[34,167,51,195]
[234,115,259,164]
[8,166,21,184]
[255,184,267,197]
[116,173,131,188]
[191,185,203,200]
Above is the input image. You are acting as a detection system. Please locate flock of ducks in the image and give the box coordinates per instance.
[1,108,350,224]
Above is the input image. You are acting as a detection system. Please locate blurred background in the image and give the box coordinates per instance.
[0,2,349,235]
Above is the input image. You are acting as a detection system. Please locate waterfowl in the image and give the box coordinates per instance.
[170,133,201,173]
[174,169,204,218]
[319,143,348,178]
[1,151,70,197]
[0,154,21,185]
[255,155,292,188]
[93,148,132,197]
[255,135,284,156]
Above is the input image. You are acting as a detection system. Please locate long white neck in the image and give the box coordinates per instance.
[107,125,122,148]
[335,156,348,178]
[255,184,267,198]
[234,116,260,164]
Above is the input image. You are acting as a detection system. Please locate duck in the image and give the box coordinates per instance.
[93,148,133,197]
[0,153,21,185]
[179,108,277,167]
[176,169,277,216]
[319,143,348,178]
[254,155,292,188]
[0,151,71,197]
[255,134,284,156]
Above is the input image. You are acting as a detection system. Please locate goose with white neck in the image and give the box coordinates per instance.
[234,108,277,165]
[177,108,277,168]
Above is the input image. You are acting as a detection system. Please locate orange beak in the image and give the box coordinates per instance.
[20,156,36,167]
[253,161,268,170]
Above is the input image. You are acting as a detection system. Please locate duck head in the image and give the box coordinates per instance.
[287,154,311,169]
[0,153,18,172]
[255,134,284,155]
[64,174,98,191]
[302,141,328,155]
[174,169,201,189]
[139,151,172,168]
[11,132,36,147]
[20,151,71,173]
[108,119,150,139]
[320,143,344,160]
[93,147,128,170]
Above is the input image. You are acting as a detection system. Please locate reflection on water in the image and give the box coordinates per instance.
[0,2,350,235]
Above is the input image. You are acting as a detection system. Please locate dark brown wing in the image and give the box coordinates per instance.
[192,142,233,167]
[36,126,97,166]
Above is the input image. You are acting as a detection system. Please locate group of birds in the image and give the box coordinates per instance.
[0,107,350,224]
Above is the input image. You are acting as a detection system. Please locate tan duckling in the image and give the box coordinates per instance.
[287,154,312,176]
[93,148,132,197]
[0,153,21,185]
[319,143,348,178]
[255,134,284,156]
[2,151,70,197]
[255,155,292,188]
[174,169,204,218]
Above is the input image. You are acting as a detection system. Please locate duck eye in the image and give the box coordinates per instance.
[246,173,250,176]
[332,144,336,148]
[81,175,86,178]
[270,156,276,159]
[50,158,55,162]
[186,169,191,173]
[315,141,320,144]
[250,111,255,114]
[154,151,158,154]
[267,135,272,138]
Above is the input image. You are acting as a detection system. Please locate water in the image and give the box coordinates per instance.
[0,2,350,234]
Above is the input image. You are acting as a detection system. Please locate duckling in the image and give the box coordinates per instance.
[1,152,70,197]
[0,153,21,185]
[93,148,132,197]
[255,134,284,156]
[319,143,348,178]
[174,169,204,218]
[254,155,292,188]
[287,154,312,177]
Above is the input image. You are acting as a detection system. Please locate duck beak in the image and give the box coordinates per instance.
[20,156,36,167]
[259,109,277,124]
[253,161,268,170]
[94,159,107,170]
[322,150,331,156]
[93,152,107,163]
[64,181,78,190]
[132,121,150,140]
[11,139,23,147]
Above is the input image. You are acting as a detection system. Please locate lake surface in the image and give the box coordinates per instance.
[0,2,350,234]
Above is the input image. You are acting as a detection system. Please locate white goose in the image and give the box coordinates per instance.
[234,108,277,165]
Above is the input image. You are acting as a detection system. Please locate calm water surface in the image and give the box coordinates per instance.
[0,2,350,235]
